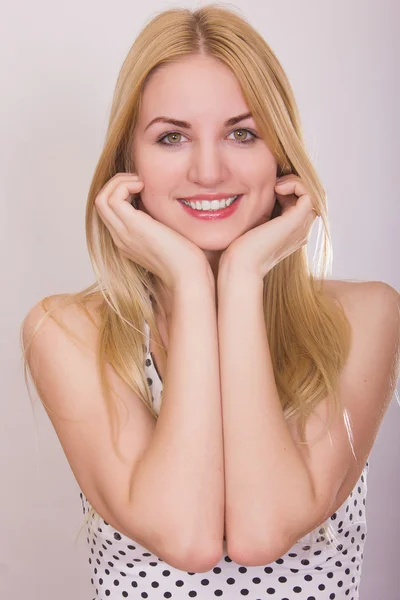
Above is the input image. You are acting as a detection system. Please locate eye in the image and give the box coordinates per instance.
[227,129,257,144]
[156,128,258,147]
[157,132,188,146]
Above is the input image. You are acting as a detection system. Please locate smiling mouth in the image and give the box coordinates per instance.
[179,195,241,211]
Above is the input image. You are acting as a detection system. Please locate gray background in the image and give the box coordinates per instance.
[1,0,399,598]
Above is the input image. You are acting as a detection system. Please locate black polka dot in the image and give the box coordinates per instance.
[213,567,222,574]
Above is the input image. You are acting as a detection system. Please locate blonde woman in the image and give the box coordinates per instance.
[21,5,399,600]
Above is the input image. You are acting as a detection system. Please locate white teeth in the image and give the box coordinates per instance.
[181,195,239,211]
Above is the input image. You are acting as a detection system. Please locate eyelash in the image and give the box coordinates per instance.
[156,128,258,147]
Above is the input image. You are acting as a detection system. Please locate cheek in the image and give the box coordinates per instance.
[235,159,277,193]
[140,184,158,202]
[246,155,277,180]
[134,143,171,178]
[139,152,180,185]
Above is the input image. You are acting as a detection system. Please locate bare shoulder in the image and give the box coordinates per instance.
[22,293,105,354]
[320,278,399,318]
[321,279,400,385]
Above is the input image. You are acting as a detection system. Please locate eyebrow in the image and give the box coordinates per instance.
[144,112,253,132]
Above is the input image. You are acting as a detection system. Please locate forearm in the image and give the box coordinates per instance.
[132,269,224,559]
[217,263,315,562]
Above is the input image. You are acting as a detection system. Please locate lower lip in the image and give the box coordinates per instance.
[178,195,243,219]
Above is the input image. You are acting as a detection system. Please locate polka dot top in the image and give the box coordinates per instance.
[79,319,370,600]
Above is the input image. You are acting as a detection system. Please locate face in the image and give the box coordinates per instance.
[131,54,278,272]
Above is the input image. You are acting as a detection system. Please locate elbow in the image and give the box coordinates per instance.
[161,522,224,572]
[226,514,322,566]
[125,514,223,573]
[171,516,225,572]
[179,541,224,573]
[226,533,289,567]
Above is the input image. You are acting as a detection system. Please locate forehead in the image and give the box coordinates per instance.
[139,55,250,124]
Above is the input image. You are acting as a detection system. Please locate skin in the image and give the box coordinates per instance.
[131,54,280,318]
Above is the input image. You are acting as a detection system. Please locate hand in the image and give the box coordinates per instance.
[94,173,210,292]
[219,174,319,280]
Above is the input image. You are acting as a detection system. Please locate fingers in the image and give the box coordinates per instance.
[95,173,144,238]
[108,179,144,226]
[275,175,319,218]
[275,175,307,198]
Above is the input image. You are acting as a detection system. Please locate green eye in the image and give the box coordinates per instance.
[230,129,254,142]
[164,132,183,144]
[157,132,186,146]
[157,128,257,147]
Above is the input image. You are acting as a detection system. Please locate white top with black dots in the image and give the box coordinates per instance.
[79,319,370,600]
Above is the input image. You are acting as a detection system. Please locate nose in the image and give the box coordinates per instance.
[186,140,230,188]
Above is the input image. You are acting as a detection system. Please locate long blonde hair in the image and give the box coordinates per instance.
[21,4,353,556]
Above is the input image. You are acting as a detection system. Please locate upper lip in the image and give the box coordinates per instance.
[179,193,241,201]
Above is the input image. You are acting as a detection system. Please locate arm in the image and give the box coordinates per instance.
[22,269,224,573]
[130,269,224,566]
[217,266,315,564]
[217,262,399,566]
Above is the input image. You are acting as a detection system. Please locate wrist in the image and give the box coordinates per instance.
[173,263,216,297]
[218,255,263,292]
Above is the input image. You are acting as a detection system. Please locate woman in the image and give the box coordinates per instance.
[21,5,399,599]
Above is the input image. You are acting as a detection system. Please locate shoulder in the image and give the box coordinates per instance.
[22,293,105,355]
[320,278,399,322]
[321,279,400,395]
[316,280,399,403]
